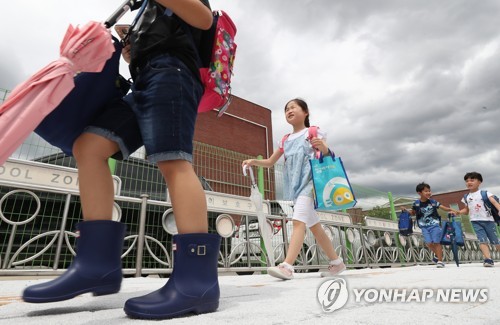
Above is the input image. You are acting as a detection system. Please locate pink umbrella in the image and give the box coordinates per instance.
[0,21,115,165]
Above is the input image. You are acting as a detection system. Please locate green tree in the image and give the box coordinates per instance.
[365,206,392,220]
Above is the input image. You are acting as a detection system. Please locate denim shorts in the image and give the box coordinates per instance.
[85,53,203,163]
[421,224,442,244]
[471,221,500,245]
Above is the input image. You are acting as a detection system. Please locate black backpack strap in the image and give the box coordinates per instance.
[121,0,149,46]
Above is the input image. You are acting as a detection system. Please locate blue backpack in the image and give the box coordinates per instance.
[463,190,500,225]
[398,210,413,236]
[440,214,465,246]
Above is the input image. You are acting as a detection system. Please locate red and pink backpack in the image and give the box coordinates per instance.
[196,11,237,117]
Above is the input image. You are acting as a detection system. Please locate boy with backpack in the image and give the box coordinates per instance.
[456,172,500,267]
[406,182,456,268]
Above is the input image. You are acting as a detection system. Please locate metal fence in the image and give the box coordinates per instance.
[1,158,495,277]
[1,89,495,276]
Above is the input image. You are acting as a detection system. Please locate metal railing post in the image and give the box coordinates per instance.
[135,194,149,277]
[53,194,72,270]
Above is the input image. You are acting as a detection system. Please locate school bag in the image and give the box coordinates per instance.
[281,126,356,210]
[398,210,413,236]
[440,214,465,246]
[183,10,237,117]
[413,199,440,225]
[463,190,500,225]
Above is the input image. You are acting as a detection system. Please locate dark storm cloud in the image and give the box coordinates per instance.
[235,0,500,197]
[3,0,500,201]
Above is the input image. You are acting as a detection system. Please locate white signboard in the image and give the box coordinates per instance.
[317,211,352,225]
[464,232,477,240]
[0,158,121,195]
[206,192,270,215]
[364,217,399,230]
[166,189,270,216]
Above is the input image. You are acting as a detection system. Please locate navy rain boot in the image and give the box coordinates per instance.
[124,233,221,319]
[23,220,125,303]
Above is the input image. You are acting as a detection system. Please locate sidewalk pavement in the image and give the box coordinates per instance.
[0,263,498,324]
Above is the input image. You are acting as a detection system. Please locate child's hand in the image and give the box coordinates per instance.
[242,159,255,167]
[310,137,329,155]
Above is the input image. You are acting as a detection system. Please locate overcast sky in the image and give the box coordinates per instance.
[2,0,500,198]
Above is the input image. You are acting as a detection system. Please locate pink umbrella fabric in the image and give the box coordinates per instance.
[0,21,115,165]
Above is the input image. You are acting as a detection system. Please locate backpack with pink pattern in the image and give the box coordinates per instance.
[195,11,237,117]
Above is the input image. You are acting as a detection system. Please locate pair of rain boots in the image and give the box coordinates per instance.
[22,220,221,320]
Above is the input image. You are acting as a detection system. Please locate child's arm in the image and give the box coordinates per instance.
[159,0,213,30]
[455,204,469,216]
[439,205,455,213]
[488,196,500,216]
[242,149,283,169]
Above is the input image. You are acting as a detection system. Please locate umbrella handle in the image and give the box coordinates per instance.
[104,0,137,28]
[242,165,256,186]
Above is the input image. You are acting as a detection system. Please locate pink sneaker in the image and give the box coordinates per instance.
[320,261,346,277]
[267,263,294,280]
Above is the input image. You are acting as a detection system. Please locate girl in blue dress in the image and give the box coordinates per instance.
[242,98,345,280]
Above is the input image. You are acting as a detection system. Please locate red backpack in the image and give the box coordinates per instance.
[194,11,237,117]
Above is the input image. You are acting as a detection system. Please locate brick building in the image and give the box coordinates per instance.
[194,96,273,158]
[432,189,469,210]
[192,95,276,198]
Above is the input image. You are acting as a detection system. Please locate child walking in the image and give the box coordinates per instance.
[456,172,500,267]
[407,182,456,268]
[242,98,345,280]
[22,0,220,320]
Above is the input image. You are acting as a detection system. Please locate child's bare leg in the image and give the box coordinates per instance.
[426,243,441,261]
[284,220,307,265]
[73,133,119,221]
[22,133,126,304]
[435,244,443,261]
[157,160,207,233]
[479,243,491,259]
[309,223,339,260]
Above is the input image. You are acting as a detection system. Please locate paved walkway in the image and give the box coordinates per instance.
[0,263,498,324]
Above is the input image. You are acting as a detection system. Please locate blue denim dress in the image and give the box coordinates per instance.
[282,129,317,202]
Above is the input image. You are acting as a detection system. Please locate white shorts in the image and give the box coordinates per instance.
[292,196,320,228]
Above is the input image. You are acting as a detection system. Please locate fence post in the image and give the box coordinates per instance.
[256,155,269,269]
[135,194,149,277]
[108,158,117,174]
[389,192,406,263]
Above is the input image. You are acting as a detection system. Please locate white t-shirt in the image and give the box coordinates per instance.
[461,190,495,222]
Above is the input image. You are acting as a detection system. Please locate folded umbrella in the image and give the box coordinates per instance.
[243,165,275,266]
[0,21,115,164]
[34,38,128,156]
